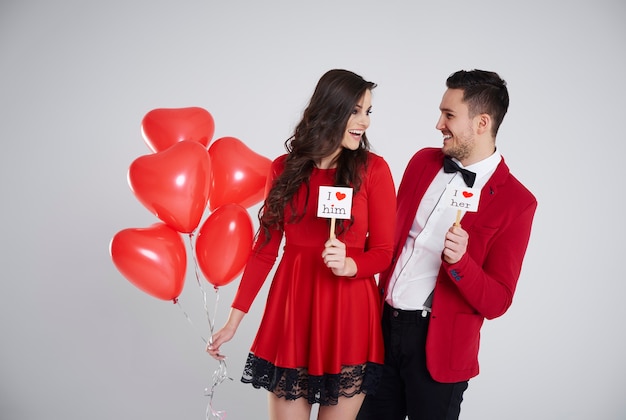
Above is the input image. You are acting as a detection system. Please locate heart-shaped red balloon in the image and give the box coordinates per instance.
[208,137,272,212]
[195,204,254,287]
[128,140,212,233]
[141,107,215,153]
[110,223,186,301]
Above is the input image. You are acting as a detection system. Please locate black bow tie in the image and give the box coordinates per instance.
[443,157,476,187]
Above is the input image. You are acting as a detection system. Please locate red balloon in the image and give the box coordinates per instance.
[110,223,186,301]
[128,140,212,233]
[195,204,254,287]
[208,137,272,212]
[141,107,215,153]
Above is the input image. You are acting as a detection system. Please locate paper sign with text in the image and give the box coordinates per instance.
[444,184,481,212]
[317,186,353,220]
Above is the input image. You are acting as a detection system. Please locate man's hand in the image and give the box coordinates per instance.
[443,225,469,264]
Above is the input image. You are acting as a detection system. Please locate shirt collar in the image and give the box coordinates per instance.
[451,149,501,181]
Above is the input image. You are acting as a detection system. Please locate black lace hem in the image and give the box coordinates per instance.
[241,353,383,406]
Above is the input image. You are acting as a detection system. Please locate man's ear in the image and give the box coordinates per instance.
[476,113,491,135]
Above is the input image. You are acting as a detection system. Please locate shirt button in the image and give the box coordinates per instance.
[393,310,399,318]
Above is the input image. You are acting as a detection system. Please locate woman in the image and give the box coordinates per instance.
[207,69,396,420]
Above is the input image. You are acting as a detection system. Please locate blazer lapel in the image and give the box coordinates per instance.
[459,157,510,228]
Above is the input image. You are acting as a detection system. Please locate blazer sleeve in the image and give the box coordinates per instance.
[442,189,537,319]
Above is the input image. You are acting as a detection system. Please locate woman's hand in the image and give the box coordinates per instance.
[322,237,357,277]
[206,308,245,360]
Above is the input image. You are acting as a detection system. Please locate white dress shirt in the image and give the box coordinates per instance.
[385,151,502,310]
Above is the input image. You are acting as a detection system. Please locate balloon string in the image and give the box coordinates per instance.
[204,359,232,419]
[187,233,232,420]
[209,284,220,337]
[176,300,208,344]
[188,233,211,326]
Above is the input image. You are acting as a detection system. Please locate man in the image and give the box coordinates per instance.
[358,70,537,419]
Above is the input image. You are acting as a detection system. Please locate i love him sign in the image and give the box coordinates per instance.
[317,186,353,220]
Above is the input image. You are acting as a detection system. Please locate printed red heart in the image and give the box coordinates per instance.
[462,191,473,198]
[336,192,346,200]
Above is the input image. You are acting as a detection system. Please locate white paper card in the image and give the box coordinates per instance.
[444,184,481,213]
[317,186,353,220]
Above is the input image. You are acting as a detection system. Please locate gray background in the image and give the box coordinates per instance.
[1,0,624,419]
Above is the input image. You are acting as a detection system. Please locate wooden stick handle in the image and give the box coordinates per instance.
[455,209,462,227]
[330,218,336,239]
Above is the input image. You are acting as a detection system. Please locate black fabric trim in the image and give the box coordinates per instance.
[241,353,383,406]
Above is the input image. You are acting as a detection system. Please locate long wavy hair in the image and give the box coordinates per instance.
[259,69,376,240]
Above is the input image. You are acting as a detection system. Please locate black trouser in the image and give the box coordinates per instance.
[357,303,468,420]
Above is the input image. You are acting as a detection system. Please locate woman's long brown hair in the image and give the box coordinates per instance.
[258,69,376,241]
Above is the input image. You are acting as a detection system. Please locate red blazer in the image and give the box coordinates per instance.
[379,148,537,383]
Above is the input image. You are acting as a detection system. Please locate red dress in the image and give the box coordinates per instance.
[232,152,396,405]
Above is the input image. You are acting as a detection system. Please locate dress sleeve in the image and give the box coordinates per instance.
[231,157,285,313]
[351,155,397,278]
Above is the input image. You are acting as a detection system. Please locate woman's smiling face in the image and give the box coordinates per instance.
[341,89,372,151]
